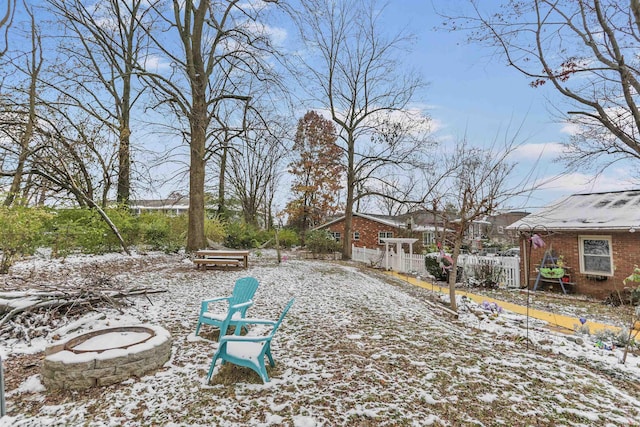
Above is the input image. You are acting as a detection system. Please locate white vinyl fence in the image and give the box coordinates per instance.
[351,245,521,288]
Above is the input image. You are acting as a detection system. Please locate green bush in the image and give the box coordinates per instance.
[48,208,139,255]
[275,228,300,248]
[305,230,340,254]
[0,206,52,273]
[205,216,226,244]
[138,213,200,253]
[224,221,264,249]
[139,213,172,252]
[105,208,139,249]
[166,214,188,252]
[425,255,447,281]
[251,228,300,249]
[3,205,288,257]
[46,208,103,255]
[425,254,463,282]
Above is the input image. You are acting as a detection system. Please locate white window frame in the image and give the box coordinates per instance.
[378,231,393,244]
[331,232,341,242]
[578,235,613,276]
[422,231,435,246]
[353,231,360,241]
[497,226,504,234]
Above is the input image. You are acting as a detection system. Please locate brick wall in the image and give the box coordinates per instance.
[523,231,640,299]
[322,216,422,251]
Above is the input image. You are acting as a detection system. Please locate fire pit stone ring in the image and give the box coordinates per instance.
[41,324,172,390]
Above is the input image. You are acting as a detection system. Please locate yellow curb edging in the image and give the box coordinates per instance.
[384,271,638,336]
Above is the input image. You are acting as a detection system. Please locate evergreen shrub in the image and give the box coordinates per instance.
[305,230,340,254]
[0,206,52,273]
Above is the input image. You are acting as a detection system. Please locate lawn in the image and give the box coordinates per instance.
[1,251,639,426]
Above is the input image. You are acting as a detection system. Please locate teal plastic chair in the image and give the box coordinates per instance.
[195,277,259,340]
[207,298,295,383]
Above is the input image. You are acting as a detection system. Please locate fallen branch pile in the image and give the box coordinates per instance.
[0,287,167,342]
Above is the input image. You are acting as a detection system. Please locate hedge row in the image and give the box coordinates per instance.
[0,207,301,273]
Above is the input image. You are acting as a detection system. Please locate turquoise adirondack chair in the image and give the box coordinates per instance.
[195,277,259,340]
[207,298,295,384]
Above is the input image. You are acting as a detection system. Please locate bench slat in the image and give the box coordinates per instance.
[193,258,242,269]
[194,259,241,264]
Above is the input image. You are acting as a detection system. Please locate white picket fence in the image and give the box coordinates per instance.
[351,245,521,288]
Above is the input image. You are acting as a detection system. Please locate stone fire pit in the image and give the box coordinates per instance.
[41,324,172,390]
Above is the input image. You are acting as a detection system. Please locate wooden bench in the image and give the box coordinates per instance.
[193,250,249,270]
[193,258,242,269]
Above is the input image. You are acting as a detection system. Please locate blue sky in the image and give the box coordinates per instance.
[373,1,638,212]
[7,0,637,212]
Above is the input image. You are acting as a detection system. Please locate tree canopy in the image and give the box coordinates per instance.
[442,0,640,176]
[285,111,344,241]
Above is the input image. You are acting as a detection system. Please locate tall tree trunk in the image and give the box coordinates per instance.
[243,197,259,227]
[4,150,29,207]
[117,23,134,205]
[217,145,227,217]
[342,135,356,260]
[184,0,209,252]
[187,94,207,252]
[4,10,40,207]
[117,122,131,204]
[448,233,463,312]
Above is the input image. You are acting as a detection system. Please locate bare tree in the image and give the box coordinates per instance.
[1,100,130,252]
[140,0,281,251]
[226,117,288,227]
[203,100,253,220]
[46,0,155,205]
[291,0,431,259]
[0,0,16,57]
[37,106,119,207]
[2,5,41,206]
[373,173,426,216]
[442,0,640,176]
[436,137,519,311]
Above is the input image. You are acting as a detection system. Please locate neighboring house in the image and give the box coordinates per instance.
[314,212,415,250]
[457,212,530,252]
[396,210,452,248]
[461,218,492,252]
[128,192,222,216]
[129,197,191,215]
[316,209,525,253]
[315,212,433,252]
[507,190,640,299]
[400,209,527,252]
[486,211,530,246]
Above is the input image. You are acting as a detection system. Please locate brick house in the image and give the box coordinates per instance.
[398,209,527,252]
[486,211,530,247]
[315,212,434,252]
[507,190,640,299]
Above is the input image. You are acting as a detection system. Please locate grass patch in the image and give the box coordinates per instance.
[209,363,281,385]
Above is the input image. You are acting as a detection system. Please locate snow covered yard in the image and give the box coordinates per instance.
[1,252,640,426]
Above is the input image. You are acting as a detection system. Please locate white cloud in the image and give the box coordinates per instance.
[142,54,171,72]
[535,169,636,195]
[510,142,565,160]
[429,118,445,134]
[242,20,288,47]
[264,25,288,46]
[507,164,639,211]
[560,122,581,135]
